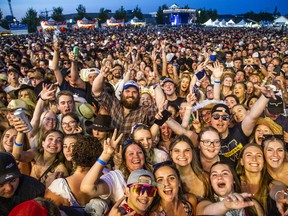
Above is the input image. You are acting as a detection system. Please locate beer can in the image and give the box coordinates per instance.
[13,108,32,133]
[73,46,80,60]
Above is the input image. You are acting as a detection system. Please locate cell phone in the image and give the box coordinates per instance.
[196,69,206,80]
[192,85,199,95]
[154,109,172,126]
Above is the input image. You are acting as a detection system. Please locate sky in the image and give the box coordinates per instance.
[1,0,288,21]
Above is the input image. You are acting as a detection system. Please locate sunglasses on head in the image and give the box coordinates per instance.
[129,184,157,197]
[212,114,230,121]
[130,123,149,135]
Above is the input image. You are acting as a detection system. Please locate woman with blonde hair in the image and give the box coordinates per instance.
[250,117,283,145]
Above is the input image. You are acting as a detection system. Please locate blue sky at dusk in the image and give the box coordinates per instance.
[1,0,287,21]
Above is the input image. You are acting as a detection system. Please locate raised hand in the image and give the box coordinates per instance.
[254,84,276,100]
[223,192,254,210]
[206,61,223,80]
[108,196,135,216]
[113,144,123,170]
[100,66,110,78]
[40,83,57,101]
[186,92,197,106]
[275,190,288,216]
[13,117,28,133]
[191,110,201,133]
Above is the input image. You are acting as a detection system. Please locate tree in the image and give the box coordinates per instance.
[156,4,168,24]
[98,8,109,24]
[51,7,64,22]
[74,4,87,21]
[0,9,3,21]
[133,5,143,20]
[21,8,39,33]
[114,6,126,21]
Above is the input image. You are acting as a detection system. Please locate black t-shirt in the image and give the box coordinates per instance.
[220,123,249,163]
[0,175,45,216]
[60,80,93,104]
[167,97,185,108]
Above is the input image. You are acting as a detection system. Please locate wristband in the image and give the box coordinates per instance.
[96,158,107,166]
[214,80,221,84]
[40,96,47,101]
[14,141,23,147]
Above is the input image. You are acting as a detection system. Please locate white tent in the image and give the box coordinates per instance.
[213,19,220,26]
[203,18,214,26]
[274,16,288,25]
[235,19,247,27]
[227,19,235,26]
[219,19,226,26]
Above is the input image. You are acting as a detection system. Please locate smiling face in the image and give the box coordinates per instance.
[42,111,57,132]
[223,77,233,87]
[180,77,190,92]
[210,164,234,198]
[231,105,247,123]
[199,130,221,160]
[61,115,78,135]
[133,128,153,151]
[254,124,273,145]
[264,140,285,169]
[2,128,17,153]
[155,166,180,202]
[125,144,145,172]
[240,146,264,173]
[63,137,76,161]
[170,141,192,167]
[125,176,154,215]
[210,108,230,136]
[42,132,63,154]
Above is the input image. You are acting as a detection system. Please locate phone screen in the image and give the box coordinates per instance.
[196,69,206,80]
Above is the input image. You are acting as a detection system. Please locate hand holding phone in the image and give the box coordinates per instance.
[154,110,172,126]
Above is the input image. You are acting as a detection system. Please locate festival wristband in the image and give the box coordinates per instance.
[14,141,23,147]
[96,158,107,166]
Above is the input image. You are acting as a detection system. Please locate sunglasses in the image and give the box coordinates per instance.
[212,114,230,121]
[262,134,286,149]
[63,61,70,65]
[129,184,157,197]
[130,123,149,134]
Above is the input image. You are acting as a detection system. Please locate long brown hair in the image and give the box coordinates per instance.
[169,135,210,197]
[236,143,271,213]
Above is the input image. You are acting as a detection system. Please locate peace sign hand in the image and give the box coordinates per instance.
[108,196,136,216]
[191,110,201,133]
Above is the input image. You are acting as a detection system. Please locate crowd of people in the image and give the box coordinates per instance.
[0,25,287,215]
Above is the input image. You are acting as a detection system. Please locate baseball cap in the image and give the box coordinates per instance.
[161,77,175,86]
[123,80,139,91]
[127,169,155,186]
[211,103,231,115]
[0,152,20,184]
[266,95,284,114]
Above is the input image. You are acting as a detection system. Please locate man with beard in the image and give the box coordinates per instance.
[92,67,157,141]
